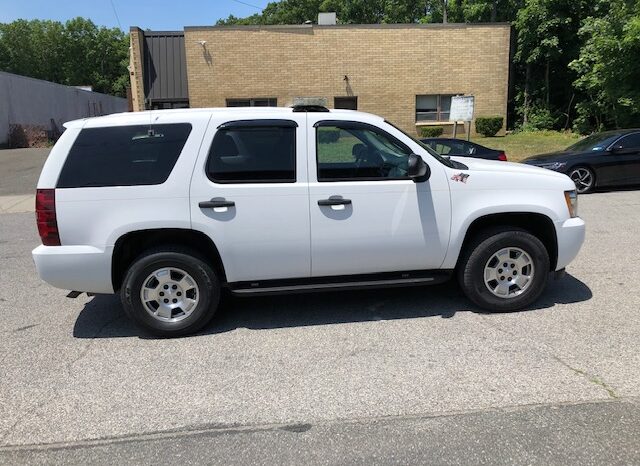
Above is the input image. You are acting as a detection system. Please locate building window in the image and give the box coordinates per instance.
[334,96,358,110]
[416,95,455,122]
[226,98,277,107]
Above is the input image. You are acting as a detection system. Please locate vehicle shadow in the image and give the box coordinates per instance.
[73,273,592,339]
[591,184,640,194]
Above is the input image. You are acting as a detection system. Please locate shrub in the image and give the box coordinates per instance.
[475,116,504,137]
[419,126,444,138]
[318,128,341,143]
[518,106,558,132]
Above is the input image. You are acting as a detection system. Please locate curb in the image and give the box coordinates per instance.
[0,195,35,214]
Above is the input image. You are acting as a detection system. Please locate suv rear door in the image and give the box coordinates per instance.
[190,114,310,283]
[307,116,451,277]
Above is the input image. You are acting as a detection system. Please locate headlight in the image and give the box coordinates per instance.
[539,162,567,171]
[564,190,578,218]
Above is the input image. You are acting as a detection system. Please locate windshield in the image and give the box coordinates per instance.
[566,132,623,152]
[384,120,455,168]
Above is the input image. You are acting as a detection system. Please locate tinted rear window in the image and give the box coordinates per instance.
[57,124,192,188]
[206,126,296,183]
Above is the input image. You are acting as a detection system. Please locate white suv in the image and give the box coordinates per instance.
[33,106,585,336]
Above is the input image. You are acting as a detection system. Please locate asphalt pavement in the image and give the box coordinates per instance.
[0,151,639,463]
[0,148,49,196]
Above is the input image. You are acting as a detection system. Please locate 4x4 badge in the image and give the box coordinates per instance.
[451,173,470,183]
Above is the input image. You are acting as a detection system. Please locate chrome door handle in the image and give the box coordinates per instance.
[318,198,352,206]
[199,198,235,208]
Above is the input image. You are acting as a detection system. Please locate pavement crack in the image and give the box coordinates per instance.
[550,355,619,399]
[0,315,124,445]
[477,315,619,399]
[66,314,124,372]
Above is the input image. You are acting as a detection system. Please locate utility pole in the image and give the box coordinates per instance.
[443,0,448,23]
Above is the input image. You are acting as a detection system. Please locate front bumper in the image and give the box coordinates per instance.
[554,217,586,271]
[32,245,114,294]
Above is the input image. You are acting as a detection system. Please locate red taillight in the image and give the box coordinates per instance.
[498,152,507,161]
[36,189,61,246]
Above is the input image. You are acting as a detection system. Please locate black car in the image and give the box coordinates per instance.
[523,129,640,193]
[421,138,507,161]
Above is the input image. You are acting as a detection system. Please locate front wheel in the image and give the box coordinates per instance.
[458,229,550,311]
[121,247,220,337]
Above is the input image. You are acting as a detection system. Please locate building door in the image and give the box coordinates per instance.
[334,97,358,110]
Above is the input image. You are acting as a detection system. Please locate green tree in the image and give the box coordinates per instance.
[0,18,129,97]
[570,0,640,131]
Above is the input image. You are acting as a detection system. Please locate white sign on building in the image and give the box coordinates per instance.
[449,95,475,122]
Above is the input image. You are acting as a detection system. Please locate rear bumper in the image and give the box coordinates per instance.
[555,217,586,271]
[32,245,114,294]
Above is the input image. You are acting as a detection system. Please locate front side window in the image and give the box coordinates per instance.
[206,124,296,183]
[57,124,192,188]
[316,123,412,181]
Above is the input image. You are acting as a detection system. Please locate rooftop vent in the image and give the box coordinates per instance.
[318,12,337,25]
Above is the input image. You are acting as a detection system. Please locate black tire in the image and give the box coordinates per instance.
[458,228,550,312]
[568,166,595,194]
[120,246,220,337]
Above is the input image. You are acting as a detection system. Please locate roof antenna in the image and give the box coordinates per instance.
[148,109,155,137]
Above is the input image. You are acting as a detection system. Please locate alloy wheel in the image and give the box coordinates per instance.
[569,168,593,193]
[139,267,200,322]
[484,247,535,299]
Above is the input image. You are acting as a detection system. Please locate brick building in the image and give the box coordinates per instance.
[129,22,511,135]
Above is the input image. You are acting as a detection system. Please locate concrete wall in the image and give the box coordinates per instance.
[181,23,511,136]
[0,71,127,145]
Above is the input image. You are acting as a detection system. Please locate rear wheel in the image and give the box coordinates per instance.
[121,246,220,337]
[568,166,595,194]
[458,229,550,311]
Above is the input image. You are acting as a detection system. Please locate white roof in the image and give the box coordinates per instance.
[63,107,384,129]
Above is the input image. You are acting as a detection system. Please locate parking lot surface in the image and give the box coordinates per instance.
[1,188,639,463]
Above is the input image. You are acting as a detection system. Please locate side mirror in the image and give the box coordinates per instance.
[609,144,624,153]
[407,154,431,183]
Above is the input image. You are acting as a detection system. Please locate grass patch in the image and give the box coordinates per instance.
[472,130,581,162]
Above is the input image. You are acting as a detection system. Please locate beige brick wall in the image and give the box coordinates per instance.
[182,24,510,136]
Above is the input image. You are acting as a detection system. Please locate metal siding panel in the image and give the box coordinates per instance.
[180,35,188,99]
[172,37,178,99]
[142,32,188,103]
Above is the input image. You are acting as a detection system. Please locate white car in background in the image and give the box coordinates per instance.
[33,105,585,336]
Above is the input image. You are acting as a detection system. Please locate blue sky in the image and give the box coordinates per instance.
[0,0,272,31]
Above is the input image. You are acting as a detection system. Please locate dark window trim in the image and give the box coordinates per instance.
[205,124,297,185]
[218,119,298,130]
[314,120,413,183]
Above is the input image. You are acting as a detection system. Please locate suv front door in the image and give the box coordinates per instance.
[307,117,451,277]
[190,116,310,283]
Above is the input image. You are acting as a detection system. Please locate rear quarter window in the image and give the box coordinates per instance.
[57,124,192,188]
